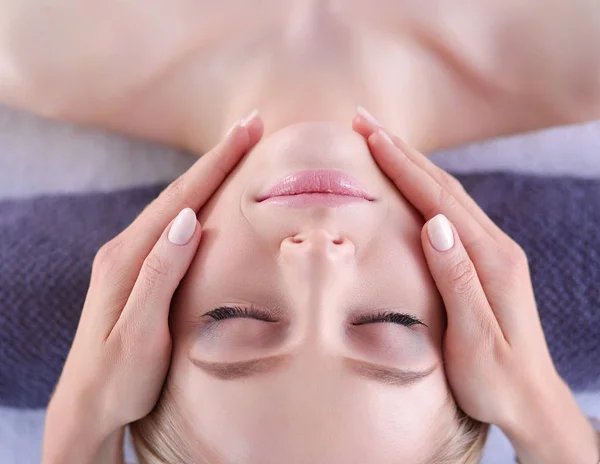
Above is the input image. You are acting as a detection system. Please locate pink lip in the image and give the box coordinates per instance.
[257,170,375,203]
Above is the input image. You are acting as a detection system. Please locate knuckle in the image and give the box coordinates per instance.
[438,169,464,193]
[160,175,195,211]
[501,240,529,271]
[490,335,515,374]
[437,184,456,209]
[115,318,171,361]
[446,258,478,296]
[93,238,123,271]
[141,253,170,286]
[161,175,187,206]
[511,243,528,264]
[427,184,458,218]
[479,318,498,346]
[113,327,135,360]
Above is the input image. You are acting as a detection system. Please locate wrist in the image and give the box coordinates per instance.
[43,385,121,464]
[500,376,599,464]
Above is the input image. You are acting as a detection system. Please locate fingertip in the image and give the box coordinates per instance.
[365,132,385,162]
[352,114,373,138]
[226,124,251,149]
[190,218,202,241]
[420,222,431,249]
[187,222,203,251]
[356,105,382,127]
[366,130,380,146]
[227,111,263,151]
[246,115,264,147]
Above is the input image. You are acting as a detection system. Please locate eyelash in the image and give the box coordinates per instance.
[205,305,277,323]
[352,311,427,328]
[205,306,426,328]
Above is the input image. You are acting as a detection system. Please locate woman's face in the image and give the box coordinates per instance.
[168,122,455,464]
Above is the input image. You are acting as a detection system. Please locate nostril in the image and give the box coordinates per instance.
[287,232,347,246]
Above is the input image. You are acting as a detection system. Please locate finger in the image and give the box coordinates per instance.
[112,207,201,338]
[421,214,503,345]
[367,128,493,256]
[95,110,262,304]
[353,109,506,242]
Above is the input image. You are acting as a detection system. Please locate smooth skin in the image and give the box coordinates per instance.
[42,110,600,464]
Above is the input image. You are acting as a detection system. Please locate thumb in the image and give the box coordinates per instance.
[421,214,499,342]
[118,207,201,334]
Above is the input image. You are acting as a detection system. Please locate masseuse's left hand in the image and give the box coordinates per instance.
[42,110,263,464]
[353,109,600,464]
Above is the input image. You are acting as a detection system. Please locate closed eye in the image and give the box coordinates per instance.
[204,307,426,328]
[352,311,428,328]
[203,305,277,323]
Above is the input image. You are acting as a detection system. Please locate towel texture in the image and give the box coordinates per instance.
[0,172,599,408]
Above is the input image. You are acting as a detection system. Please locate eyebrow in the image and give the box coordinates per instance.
[189,354,437,386]
[189,355,290,380]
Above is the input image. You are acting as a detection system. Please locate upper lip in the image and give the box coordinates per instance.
[257,170,376,201]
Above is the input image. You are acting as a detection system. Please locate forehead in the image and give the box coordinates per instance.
[166,358,454,464]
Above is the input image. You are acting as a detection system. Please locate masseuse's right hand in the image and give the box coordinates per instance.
[353,111,600,464]
[42,110,263,464]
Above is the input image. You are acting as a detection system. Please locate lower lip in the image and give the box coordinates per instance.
[261,193,367,207]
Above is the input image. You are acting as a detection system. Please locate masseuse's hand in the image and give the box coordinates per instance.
[42,110,263,464]
[353,109,600,464]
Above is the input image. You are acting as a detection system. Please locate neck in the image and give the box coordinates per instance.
[199,34,599,156]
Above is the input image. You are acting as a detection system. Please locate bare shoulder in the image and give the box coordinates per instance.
[0,0,213,131]
[425,0,600,122]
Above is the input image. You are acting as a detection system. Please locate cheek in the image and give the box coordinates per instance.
[175,220,256,308]
[368,236,435,297]
[357,220,446,341]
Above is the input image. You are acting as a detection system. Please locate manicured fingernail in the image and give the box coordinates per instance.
[168,208,197,245]
[427,214,455,252]
[226,109,259,137]
[378,128,394,146]
[241,108,259,127]
[226,120,241,138]
[357,106,381,126]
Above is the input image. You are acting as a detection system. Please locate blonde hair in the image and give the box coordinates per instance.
[131,384,490,464]
[428,396,490,464]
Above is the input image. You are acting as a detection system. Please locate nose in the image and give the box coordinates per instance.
[280,229,355,266]
[279,230,356,346]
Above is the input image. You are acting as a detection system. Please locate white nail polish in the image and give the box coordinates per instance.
[168,208,197,245]
[241,108,259,127]
[226,120,241,138]
[427,214,455,252]
[357,105,381,126]
[378,128,394,145]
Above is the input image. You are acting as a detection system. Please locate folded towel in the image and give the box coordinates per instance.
[0,172,598,408]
